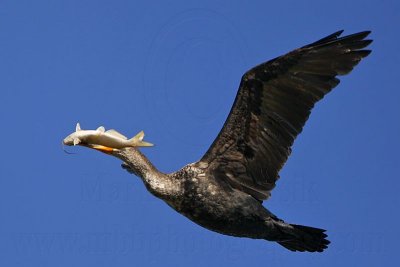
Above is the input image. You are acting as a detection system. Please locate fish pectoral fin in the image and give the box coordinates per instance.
[73,138,81,146]
[96,126,105,133]
[106,129,127,140]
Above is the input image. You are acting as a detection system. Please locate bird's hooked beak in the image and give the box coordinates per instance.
[82,144,117,154]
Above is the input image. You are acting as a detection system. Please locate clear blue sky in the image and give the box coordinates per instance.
[0,0,398,266]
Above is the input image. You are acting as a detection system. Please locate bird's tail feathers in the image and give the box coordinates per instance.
[273,221,330,252]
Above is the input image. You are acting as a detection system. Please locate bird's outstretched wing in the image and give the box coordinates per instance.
[199,30,372,201]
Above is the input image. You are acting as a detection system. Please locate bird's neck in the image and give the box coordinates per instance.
[116,148,160,178]
[113,148,181,200]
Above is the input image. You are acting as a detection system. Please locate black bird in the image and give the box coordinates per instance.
[70,30,372,252]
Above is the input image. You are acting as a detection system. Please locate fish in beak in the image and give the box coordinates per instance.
[62,123,154,153]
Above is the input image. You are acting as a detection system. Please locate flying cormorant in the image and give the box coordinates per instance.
[64,30,372,252]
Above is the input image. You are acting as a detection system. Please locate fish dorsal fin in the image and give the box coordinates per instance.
[96,126,105,133]
[106,129,127,140]
[76,123,81,132]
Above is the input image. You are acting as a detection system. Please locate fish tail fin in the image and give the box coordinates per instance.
[128,131,154,147]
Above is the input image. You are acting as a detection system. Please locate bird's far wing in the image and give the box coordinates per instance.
[199,31,372,201]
